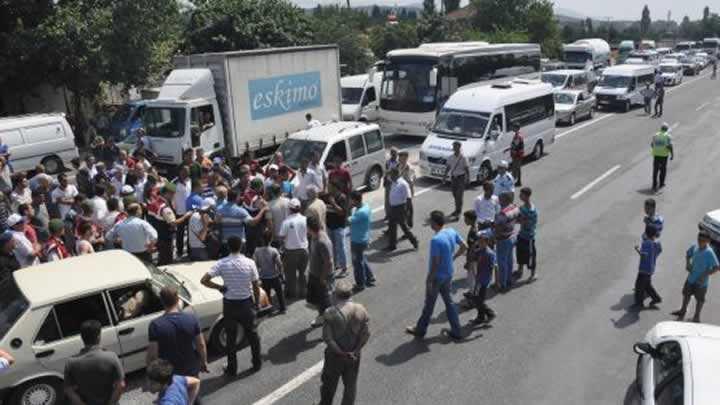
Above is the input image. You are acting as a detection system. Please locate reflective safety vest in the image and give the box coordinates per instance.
[652,131,672,158]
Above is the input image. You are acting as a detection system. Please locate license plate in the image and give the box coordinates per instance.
[431,167,446,176]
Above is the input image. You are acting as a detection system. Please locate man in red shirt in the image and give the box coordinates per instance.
[328,156,352,198]
[509,125,524,187]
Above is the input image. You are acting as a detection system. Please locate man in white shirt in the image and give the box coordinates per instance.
[174,166,192,258]
[474,182,500,231]
[133,165,148,203]
[279,198,309,298]
[105,203,158,262]
[90,184,109,228]
[295,159,322,207]
[493,160,515,196]
[385,169,418,251]
[51,173,78,220]
[188,199,214,261]
[443,141,470,219]
[8,214,39,268]
[305,113,321,129]
[309,151,327,192]
[110,167,126,197]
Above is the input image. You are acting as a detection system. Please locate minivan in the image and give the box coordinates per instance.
[540,69,598,93]
[594,65,655,112]
[273,121,386,191]
[341,74,380,122]
[0,114,79,174]
[418,79,555,183]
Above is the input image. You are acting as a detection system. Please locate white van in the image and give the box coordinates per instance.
[0,114,79,174]
[659,61,684,86]
[341,74,380,122]
[594,65,655,112]
[418,79,555,183]
[540,69,597,93]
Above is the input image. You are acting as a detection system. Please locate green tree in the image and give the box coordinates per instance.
[312,11,373,75]
[184,0,314,53]
[472,0,531,32]
[368,23,419,59]
[641,5,652,35]
[526,0,561,58]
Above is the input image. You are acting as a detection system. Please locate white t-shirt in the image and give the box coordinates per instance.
[174,178,191,214]
[12,231,38,268]
[474,195,500,223]
[101,211,121,233]
[90,196,108,226]
[279,213,308,250]
[76,239,95,255]
[10,188,32,211]
[51,185,79,219]
[188,212,205,249]
[295,169,322,201]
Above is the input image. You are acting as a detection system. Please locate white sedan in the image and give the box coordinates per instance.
[633,321,720,405]
[554,90,595,126]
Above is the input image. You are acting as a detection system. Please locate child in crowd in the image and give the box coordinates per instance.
[472,231,497,324]
[253,232,286,314]
[146,359,200,405]
[633,226,662,308]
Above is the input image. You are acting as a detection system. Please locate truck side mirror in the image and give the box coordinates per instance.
[429,67,438,88]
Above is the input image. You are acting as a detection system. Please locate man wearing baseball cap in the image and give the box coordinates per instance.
[7,214,39,268]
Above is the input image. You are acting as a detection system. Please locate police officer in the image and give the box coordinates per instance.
[650,123,674,193]
[147,184,192,265]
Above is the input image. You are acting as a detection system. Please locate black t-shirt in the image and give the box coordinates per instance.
[148,311,201,376]
[64,347,124,405]
[326,194,348,230]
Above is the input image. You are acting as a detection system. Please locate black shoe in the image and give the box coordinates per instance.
[470,317,487,325]
[405,326,424,338]
[650,298,662,306]
[383,246,397,252]
[411,240,419,250]
[223,365,237,377]
[441,328,464,341]
[366,280,376,287]
[486,312,496,322]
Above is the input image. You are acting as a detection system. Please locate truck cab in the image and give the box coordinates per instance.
[142,69,224,169]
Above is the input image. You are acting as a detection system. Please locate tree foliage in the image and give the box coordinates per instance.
[368,23,419,59]
[311,7,373,75]
[472,0,531,32]
[184,0,314,53]
[526,0,561,58]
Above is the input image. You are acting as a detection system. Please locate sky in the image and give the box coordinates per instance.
[290,0,714,21]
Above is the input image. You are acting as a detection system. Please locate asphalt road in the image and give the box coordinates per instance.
[120,70,720,404]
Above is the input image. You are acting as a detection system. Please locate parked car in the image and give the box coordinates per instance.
[554,90,595,125]
[680,56,701,75]
[273,121,386,191]
[659,62,684,86]
[0,250,267,405]
[633,321,720,405]
[0,113,79,174]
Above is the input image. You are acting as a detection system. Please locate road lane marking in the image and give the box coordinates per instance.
[570,165,621,200]
[555,113,614,139]
[252,361,325,405]
[671,122,680,130]
[696,102,709,111]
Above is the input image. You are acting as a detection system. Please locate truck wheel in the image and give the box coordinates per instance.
[209,320,245,355]
[531,141,544,161]
[41,156,64,175]
[8,377,64,405]
[477,162,492,183]
[365,167,382,191]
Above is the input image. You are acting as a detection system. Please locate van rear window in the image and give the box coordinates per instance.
[0,276,30,341]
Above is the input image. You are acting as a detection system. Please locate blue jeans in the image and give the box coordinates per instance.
[351,242,374,287]
[415,278,462,337]
[329,227,348,270]
[496,238,515,288]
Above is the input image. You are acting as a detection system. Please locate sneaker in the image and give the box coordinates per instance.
[405,326,424,338]
[441,328,464,341]
[486,312,496,322]
[366,280,376,287]
[649,298,662,306]
[335,268,348,278]
[670,310,685,320]
[411,240,419,250]
[692,316,701,323]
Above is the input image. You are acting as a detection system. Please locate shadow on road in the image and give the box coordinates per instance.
[636,187,659,196]
[610,294,641,329]
[266,326,323,365]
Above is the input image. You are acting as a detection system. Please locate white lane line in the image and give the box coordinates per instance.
[570,165,621,200]
[696,102,710,111]
[555,113,615,139]
[252,361,325,405]
[671,122,680,130]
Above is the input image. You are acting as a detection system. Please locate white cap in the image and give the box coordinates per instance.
[289,198,301,209]
[6,213,24,227]
[201,198,216,210]
[268,164,279,171]
[121,185,135,195]
[661,122,670,131]
[498,160,509,169]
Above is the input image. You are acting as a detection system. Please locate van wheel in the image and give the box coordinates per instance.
[623,101,631,113]
[41,156,64,175]
[477,162,492,183]
[365,167,382,191]
[8,377,63,405]
[209,319,246,355]
[531,141,544,161]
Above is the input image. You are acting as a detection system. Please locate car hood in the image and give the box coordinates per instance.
[594,87,627,95]
[422,134,485,159]
[165,261,223,304]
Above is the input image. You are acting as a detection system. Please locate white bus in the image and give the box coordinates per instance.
[702,37,720,56]
[375,42,541,137]
[418,79,555,182]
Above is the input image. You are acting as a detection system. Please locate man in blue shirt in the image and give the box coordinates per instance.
[672,231,720,323]
[406,210,467,341]
[185,180,204,211]
[643,198,664,237]
[348,191,375,291]
[146,359,201,405]
[633,227,662,308]
[214,186,266,256]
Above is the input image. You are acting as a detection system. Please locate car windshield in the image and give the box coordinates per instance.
[342,87,363,104]
[143,107,186,138]
[660,66,677,73]
[564,51,592,64]
[0,276,30,341]
[145,262,191,302]
[433,110,489,138]
[380,60,437,113]
[554,93,575,104]
[541,74,567,87]
[275,139,327,170]
[600,75,631,88]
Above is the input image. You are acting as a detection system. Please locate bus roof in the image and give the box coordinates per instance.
[386,43,540,60]
[444,80,552,113]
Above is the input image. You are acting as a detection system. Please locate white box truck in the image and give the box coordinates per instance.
[141,45,342,170]
[562,38,611,70]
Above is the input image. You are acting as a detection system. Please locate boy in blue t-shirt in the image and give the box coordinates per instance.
[672,231,720,323]
[633,226,662,308]
[147,359,201,405]
[472,231,497,324]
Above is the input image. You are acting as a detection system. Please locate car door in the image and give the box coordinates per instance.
[347,134,368,189]
[106,282,165,372]
[32,293,122,374]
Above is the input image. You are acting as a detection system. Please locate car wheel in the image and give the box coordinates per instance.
[569,113,576,126]
[477,162,492,183]
[531,141,544,161]
[41,156,64,175]
[209,319,246,355]
[8,377,63,405]
[624,101,631,113]
[365,166,382,191]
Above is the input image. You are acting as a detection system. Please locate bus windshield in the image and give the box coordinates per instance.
[380,61,437,113]
[433,110,490,138]
[600,75,632,88]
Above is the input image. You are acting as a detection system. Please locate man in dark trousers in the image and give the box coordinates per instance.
[201,236,262,375]
[319,280,370,405]
[384,169,418,252]
[443,141,470,219]
[650,123,674,192]
[653,85,665,118]
[509,125,524,187]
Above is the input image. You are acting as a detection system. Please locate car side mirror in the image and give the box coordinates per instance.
[633,342,657,357]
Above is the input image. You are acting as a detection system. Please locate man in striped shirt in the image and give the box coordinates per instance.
[201,236,262,375]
